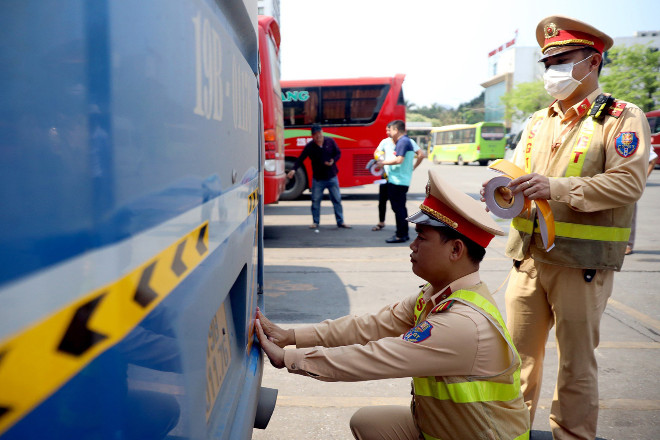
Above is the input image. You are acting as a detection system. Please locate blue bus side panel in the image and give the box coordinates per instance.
[0,0,262,439]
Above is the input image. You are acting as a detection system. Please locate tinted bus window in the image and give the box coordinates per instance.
[279,75,406,200]
[481,125,505,140]
[282,85,388,126]
[648,117,658,134]
[282,88,320,126]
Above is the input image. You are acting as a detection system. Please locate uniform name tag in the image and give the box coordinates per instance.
[403,320,433,343]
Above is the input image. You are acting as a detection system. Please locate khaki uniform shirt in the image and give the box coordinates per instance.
[283,272,511,382]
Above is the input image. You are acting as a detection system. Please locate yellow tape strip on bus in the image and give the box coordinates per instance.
[0,221,210,436]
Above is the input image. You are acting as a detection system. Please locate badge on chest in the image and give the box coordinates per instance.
[402,320,433,343]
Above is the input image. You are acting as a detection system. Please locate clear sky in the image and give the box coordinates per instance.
[278,0,659,108]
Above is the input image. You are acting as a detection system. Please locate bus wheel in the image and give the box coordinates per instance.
[280,160,307,200]
[456,155,465,166]
[478,160,489,166]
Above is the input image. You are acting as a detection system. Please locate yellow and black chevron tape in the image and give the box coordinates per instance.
[248,187,259,215]
[0,221,210,436]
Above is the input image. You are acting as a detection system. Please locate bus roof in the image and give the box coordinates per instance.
[281,74,405,88]
[431,122,504,132]
[258,15,280,48]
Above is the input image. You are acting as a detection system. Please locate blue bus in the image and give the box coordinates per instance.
[0,1,275,438]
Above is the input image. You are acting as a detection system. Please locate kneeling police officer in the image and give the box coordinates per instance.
[256,168,530,440]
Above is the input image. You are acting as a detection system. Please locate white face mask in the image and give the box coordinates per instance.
[543,55,594,100]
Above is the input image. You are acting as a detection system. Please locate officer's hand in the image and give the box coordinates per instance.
[508,173,551,200]
[255,319,285,369]
[324,159,334,166]
[256,308,295,347]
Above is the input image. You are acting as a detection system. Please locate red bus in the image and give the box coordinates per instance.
[279,74,406,200]
[258,16,286,204]
[646,110,660,161]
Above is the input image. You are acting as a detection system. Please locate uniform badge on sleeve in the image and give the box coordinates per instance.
[615,132,639,158]
[402,320,433,343]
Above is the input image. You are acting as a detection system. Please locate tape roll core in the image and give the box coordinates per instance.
[484,175,524,219]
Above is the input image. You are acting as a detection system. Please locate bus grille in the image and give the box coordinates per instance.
[353,154,374,176]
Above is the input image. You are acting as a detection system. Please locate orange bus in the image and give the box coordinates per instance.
[258,16,286,204]
[279,75,406,200]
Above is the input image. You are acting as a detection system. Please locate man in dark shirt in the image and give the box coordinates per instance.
[287,124,350,229]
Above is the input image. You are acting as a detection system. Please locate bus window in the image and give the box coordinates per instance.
[481,125,505,141]
[280,75,406,200]
[282,88,320,126]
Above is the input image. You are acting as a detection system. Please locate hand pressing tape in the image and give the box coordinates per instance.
[485,159,556,252]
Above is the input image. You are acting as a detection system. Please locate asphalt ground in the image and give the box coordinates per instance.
[253,157,660,440]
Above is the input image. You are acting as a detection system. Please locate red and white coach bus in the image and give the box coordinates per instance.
[258,16,285,205]
[279,74,406,200]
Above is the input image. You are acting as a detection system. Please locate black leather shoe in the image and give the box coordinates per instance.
[385,235,409,243]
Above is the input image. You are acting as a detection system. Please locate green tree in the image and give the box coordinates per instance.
[500,80,552,121]
[600,43,660,112]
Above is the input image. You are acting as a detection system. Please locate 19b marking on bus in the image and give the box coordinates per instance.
[192,10,253,133]
[192,12,223,122]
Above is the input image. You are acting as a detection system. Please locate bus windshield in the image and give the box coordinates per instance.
[481,125,505,141]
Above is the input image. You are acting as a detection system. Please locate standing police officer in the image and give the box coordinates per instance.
[481,15,651,439]
[256,169,530,440]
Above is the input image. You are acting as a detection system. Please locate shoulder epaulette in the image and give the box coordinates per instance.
[588,93,615,121]
[607,100,627,119]
[431,300,455,314]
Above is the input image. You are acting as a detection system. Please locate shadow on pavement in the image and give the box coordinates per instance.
[263,265,350,323]
[264,224,416,249]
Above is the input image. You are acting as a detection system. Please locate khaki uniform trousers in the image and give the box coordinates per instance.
[350,405,421,440]
[505,256,613,440]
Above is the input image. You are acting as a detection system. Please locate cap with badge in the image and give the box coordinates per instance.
[536,15,613,61]
[406,169,504,248]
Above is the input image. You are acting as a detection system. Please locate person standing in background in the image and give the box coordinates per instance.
[372,123,424,232]
[287,124,351,230]
[378,120,416,243]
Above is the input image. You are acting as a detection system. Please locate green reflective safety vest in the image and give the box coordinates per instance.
[411,286,530,440]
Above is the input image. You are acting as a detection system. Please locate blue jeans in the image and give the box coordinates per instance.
[311,176,344,225]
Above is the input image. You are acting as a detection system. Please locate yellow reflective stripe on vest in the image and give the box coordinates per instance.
[414,370,521,403]
[512,217,631,242]
[413,290,521,403]
[565,117,595,177]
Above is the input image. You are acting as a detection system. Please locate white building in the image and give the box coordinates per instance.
[614,30,660,49]
[257,0,280,24]
[480,44,544,133]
